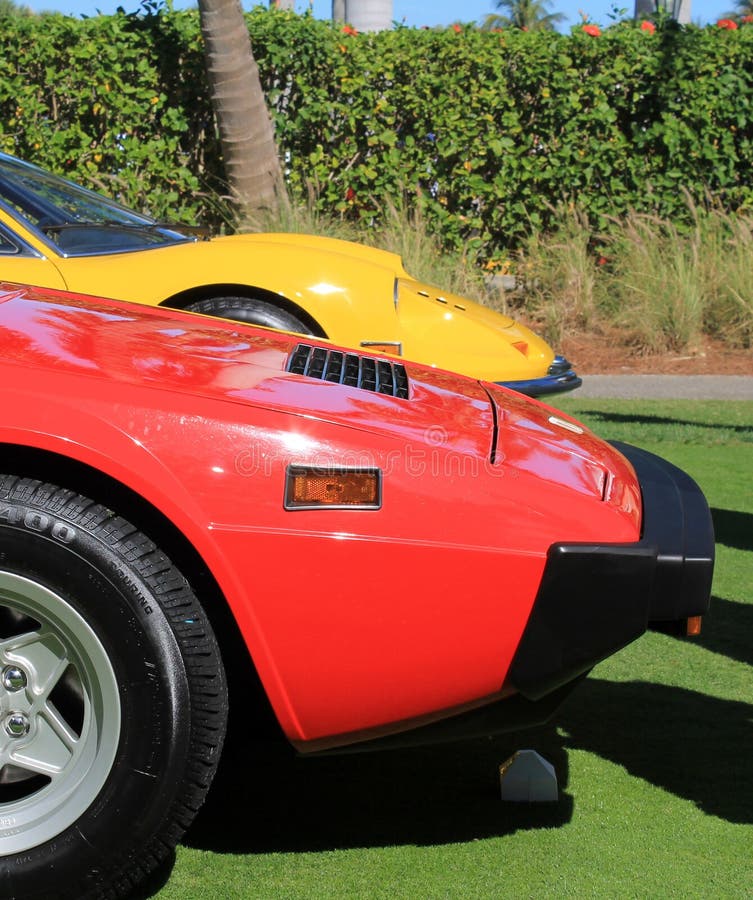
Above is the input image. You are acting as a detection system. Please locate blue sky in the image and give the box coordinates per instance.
[29,0,736,30]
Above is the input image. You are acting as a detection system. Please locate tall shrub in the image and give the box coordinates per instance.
[1,8,753,257]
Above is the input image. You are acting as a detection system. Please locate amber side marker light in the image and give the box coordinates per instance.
[284,466,382,510]
[686,616,703,637]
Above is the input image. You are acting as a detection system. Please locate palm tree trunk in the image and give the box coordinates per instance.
[672,0,691,22]
[343,0,393,31]
[198,0,282,214]
[634,0,690,21]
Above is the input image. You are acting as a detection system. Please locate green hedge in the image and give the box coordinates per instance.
[1,8,752,259]
[0,10,216,221]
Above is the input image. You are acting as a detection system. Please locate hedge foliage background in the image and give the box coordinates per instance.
[1,6,752,261]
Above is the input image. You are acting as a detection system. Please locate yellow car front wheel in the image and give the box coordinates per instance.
[185,296,313,336]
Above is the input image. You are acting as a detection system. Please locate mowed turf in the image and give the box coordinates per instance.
[150,399,753,900]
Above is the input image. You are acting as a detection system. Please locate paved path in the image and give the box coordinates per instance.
[576,375,753,400]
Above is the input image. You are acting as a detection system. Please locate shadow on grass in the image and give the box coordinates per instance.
[183,676,751,858]
[570,409,753,437]
[558,679,752,825]
[694,595,753,667]
[711,507,753,552]
[184,719,572,855]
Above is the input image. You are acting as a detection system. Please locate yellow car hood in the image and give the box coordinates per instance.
[14,223,557,385]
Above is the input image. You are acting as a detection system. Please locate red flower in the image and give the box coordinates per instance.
[742,14,753,22]
[345,187,356,202]
[716,18,738,29]
[342,24,359,35]
[640,20,656,33]
[597,256,608,267]
[452,23,462,32]
[582,24,601,36]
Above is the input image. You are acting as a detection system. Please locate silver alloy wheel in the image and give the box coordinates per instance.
[0,570,121,852]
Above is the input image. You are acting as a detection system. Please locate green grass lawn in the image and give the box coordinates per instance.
[150,399,753,900]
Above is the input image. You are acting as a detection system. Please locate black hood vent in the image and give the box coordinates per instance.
[287,344,410,399]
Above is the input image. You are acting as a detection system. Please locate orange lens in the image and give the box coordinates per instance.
[285,468,381,509]
[686,616,702,636]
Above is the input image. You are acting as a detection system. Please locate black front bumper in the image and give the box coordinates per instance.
[508,441,715,701]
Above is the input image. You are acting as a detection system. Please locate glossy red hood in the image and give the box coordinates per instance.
[0,285,494,459]
[0,285,639,526]
[486,383,642,521]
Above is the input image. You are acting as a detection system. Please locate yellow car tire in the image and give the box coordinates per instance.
[184,296,312,335]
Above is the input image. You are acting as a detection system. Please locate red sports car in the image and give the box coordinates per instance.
[0,283,713,899]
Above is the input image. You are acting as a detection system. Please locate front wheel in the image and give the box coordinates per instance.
[0,476,227,899]
[184,295,312,335]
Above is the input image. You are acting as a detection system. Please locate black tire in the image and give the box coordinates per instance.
[185,295,312,335]
[0,476,228,899]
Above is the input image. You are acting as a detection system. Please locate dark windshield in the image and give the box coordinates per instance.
[0,153,193,255]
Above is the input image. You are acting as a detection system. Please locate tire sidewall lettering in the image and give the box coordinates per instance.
[51,521,76,544]
[0,504,76,544]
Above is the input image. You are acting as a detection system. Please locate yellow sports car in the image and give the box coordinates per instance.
[0,152,580,395]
